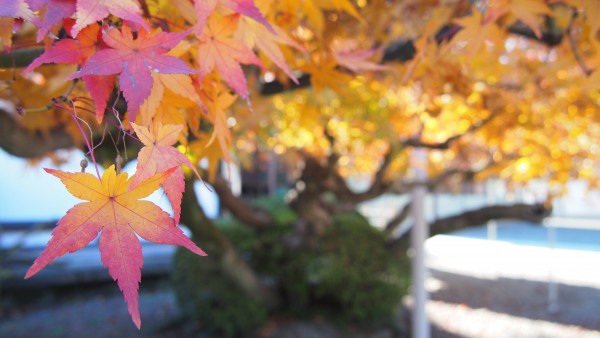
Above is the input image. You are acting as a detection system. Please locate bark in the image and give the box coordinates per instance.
[387,202,552,256]
[180,179,280,308]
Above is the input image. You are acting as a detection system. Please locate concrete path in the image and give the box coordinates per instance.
[425,220,600,337]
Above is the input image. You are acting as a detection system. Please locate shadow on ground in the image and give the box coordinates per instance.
[428,268,600,337]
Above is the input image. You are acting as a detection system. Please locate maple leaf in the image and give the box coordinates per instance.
[22,23,115,122]
[0,0,37,50]
[490,0,552,39]
[25,165,206,328]
[83,75,116,122]
[190,135,223,182]
[23,23,100,73]
[451,9,504,56]
[235,17,301,83]
[202,87,237,166]
[194,0,273,35]
[27,0,76,41]
[302,0,362,33]
[71,0,149,37]
[197,14,263,101]
[301,57,353,94]
[130,122,203,224]
[137,73,201,126]
[69,25,195,122]
[0,0,36,22]
[332,40,389,73]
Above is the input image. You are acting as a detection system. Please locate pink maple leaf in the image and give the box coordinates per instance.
[68,25,195,121]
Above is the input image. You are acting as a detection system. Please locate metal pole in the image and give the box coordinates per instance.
[410,147,430,338]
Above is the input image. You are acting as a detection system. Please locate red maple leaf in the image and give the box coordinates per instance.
[130,122,202,224]
[68,25,195,121]
[197,14,263,101]
[25,165,206,328]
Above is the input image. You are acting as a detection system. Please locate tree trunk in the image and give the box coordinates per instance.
[289,156,336,235]
[179,179,280,308]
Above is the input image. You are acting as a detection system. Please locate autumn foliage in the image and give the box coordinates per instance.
[1,0,600,330]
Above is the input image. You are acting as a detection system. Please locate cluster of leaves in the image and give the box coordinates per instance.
[0,0,379,328]
[173,198,407,335]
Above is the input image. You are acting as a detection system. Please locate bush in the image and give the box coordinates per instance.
[171,247,269,337]
[172,196,409,336]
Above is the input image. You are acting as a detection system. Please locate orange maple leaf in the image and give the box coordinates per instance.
[235,17,302,83]
[25,165,206,329]
[138,73,202,126]
[130,122,202,224]
[197,13,263,101]
[202,87,237,166]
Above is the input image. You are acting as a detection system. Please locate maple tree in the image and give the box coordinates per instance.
[1,0,600,331]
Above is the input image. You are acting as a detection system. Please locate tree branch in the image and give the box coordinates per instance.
[400,111,497,150]
[330,148,396,205]
[0,110,77,158]
[211,175,273,230]
[0,47,44,69]
[387,202,552,255]
[565,9,592,76]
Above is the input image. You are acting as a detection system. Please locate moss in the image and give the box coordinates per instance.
[172,196,409,335]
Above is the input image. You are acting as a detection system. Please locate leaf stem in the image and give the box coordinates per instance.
[57,101,102,179]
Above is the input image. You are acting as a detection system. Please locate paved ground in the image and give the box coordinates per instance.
[425,220,600,337]
[1,220,599,337]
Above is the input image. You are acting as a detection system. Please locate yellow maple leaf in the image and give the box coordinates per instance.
[451,9,504,56]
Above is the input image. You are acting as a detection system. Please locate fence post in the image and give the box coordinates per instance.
[410,147,430,338]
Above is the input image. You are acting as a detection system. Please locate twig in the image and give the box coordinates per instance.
[566,9,592,76]
[19,79,80,114]
[55,101,101,178]
[401,110,498,150]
